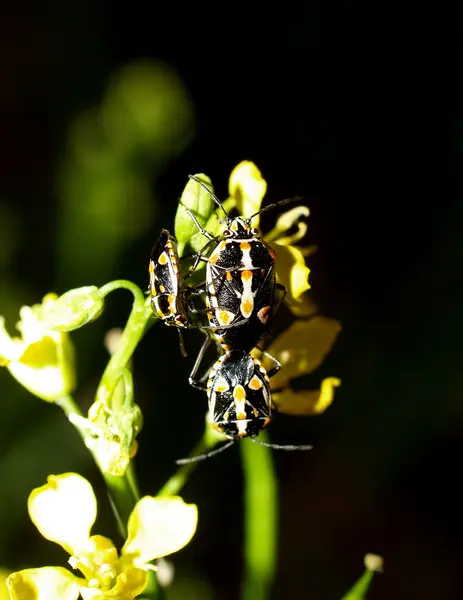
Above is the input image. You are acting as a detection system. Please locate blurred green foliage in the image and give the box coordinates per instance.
[0,59,195,577]
[55,60,195,289]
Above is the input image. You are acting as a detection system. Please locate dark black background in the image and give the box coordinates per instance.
[0,3,457,600]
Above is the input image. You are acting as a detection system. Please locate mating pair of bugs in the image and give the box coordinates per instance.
[149,175,312,463]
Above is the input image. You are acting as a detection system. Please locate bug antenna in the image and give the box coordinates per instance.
[247,196,303,222]
[175,440,236,465]
[188,174,229,219]
[250,437,313,452]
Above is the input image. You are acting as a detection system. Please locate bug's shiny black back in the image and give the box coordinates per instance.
[149,229,188,327]
[207,350,272,439]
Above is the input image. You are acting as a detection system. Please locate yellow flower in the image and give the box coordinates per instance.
[228,161,267,226]
[0,569,11,600]
[253,317,342,416]
[227,161,314,312]
[0,294,76,402]
[7,473,198,600]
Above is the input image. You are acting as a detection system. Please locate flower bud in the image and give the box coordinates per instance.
[41,287,104,331]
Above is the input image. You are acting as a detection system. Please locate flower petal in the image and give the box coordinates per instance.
[260,317,342,388]
[273,377,341,416]
[228,161,267,224]
[0,569,10,600]
[122,496,198,564]
[28,473,97,555]
[79,567,147,600]
[7,567,81,600]
[0,317,24,364]
[7,332,76,402]
[265,206,310,245]
[273,243,311,305]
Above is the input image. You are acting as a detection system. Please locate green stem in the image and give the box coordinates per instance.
[96,280,152,406]
[240,433,278,600]
[340,569,374,600]
[57,282,163,600]
[141,572,164,600]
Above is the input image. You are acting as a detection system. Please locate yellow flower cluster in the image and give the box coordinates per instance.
[7,474,197,600]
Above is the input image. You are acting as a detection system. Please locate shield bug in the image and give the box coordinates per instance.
[149,228,244,355]
[176,341,313,464]
[149,229,190,329]
[149,229,217,355]
[179,175,296,353]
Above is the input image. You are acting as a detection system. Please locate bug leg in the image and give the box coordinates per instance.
[188,335,213,391]
[275,282,287,301]
[177,329,188,358]
[258,350,281,379]
[183,238,217,278]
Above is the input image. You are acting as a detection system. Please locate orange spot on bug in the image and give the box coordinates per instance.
[257,306,271,324]
[241,270,253,281]
[237,412,246,420]
[241,298,253,316]
[248,376,263,390]
[217,310,234,325]
[167,295,176,313]
[233,385,246,402]
[226,271,233,280]
[240,241,251,251]
[214,377,229,393]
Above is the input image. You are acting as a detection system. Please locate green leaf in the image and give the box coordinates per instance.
[174,174,215,255]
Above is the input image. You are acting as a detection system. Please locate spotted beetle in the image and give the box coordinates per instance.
[180,175,295,353]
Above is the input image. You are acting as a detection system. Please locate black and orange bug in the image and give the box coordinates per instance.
[179,175,295,353]
[149,229,190,329]
[149,229,214,356]
[176,343,314,464]
[149,228,245,355]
